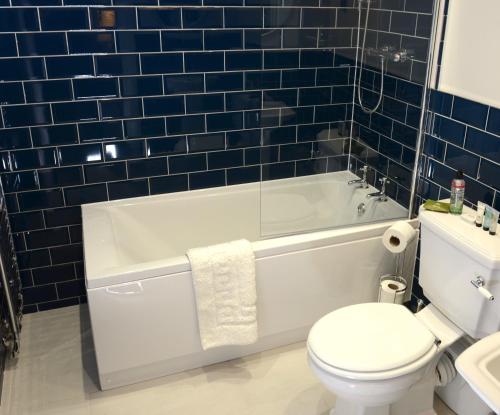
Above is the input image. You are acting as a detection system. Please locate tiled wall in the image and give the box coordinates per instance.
[0,0,358,312]
[411,91,500,306]
[350,0,433,208]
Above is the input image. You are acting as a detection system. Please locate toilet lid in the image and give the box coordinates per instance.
[307,303,436,373]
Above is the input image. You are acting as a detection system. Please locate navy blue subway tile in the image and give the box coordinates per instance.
[423,135,445,162]
[100,98,143,120]
[104,140,145,161]
[138,8,181,29]
[46,56,94,79]
[18,189,64,211]
[263,88,298,108]
[264,8,300,28]
[166,114,205,135]
[183,8,223,28]
[2,171,38,193]
[205,30,243,50]
[300,49,334,68]
[3,104,51,128]
[73,78,118,100]
[244,29,281,49]
[227,129,261,148]
[390,12,417,35]
[227,165,260,184]
[89,7,136,30]
[32,124,79,147]
[58,144,103,166]
[189,169,225,190]
[445,144,480,178]
[0,128,31,150]
[318,29,352,48]
[188,132,225,152]
[302,8,335,28]
[225,8,263,28]
[40,8,88,30]
[18,33,67,56]
[206,72,243,92]
[299,87,331,106]
[262,125,296,145]
[226,51,262,70]
[140,53,183,74]
[244,108,279,128]
[52,101,98,123]
[298,123,330,142]
[0,8,40,32]
[280,142,312,161]
[95,54,141,76]
[18,250,50,270]
[262,161,295,180]
[127,157,167,178]
[245,70,280,90]
[315,104,346,123]
[379,136,402,161]
[108,179,149,200]
[116,31,161,53]
[393,122,418,148]
[226,91,262,111]
[432,115,466,146]
[164,73,205,94]
[50,244,83,265]
[11,148,57,170]
[486,108,500,136]
[0,34,18,57]
[169,153,207,174]
[64,183,108,206]
[23,285,58,306]
[207,112,244,132]
[84,162,127,183]
[281,106,314,125]
[68,32,115,54]
[121,76,162,97]
[0,58,45,82]
[405,0,433,13]
[147,136,187,156]
[479,159,500,191]
[143,96,185,117]
[160,0,202,4]
[78,121,123,142]
[25,80,73,103]
[245,146,279,164]
[264,50,299,69]
[162,30,203,51]
[283,29,317,48]
[185,52,224,72]
[282,69,315,88]
[396,81,423,106]
[124,118,165,139]
[150,174,188,194]
[465,128,500,162]
[186,93,224,114]
[38,166,84,188]
[451,96,489,130]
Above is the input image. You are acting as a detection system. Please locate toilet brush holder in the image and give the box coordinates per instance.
[378,274,407,304]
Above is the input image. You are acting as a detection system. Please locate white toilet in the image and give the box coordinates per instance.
[307,208,500,415]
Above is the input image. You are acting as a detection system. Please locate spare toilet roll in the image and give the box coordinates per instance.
[379,279,406,304]
[382,221,417,254]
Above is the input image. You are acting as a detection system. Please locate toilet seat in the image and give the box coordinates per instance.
[307,303,438,381]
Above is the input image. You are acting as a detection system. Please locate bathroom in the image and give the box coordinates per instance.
[0,0,499,413]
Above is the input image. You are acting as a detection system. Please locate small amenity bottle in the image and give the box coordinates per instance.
[449,170,465,215]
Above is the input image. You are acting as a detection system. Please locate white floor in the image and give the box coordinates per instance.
[1,305,455,415]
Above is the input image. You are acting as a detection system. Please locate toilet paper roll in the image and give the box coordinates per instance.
[379,279,406,304]
[382,221,417,254]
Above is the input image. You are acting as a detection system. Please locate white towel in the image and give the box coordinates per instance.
[187,239,258,350]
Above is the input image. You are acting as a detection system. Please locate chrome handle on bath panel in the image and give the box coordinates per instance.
[470,276,495,301]
[105,282,144,296]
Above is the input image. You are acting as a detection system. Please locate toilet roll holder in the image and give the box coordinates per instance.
[377,250,407,304]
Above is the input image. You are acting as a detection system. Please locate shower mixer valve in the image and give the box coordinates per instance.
[366,46,410,63]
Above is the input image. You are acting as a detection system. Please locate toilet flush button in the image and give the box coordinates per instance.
[471,276,495,301]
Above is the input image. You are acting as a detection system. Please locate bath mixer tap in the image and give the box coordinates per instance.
[367,177,390,201]
[348,166,369,188]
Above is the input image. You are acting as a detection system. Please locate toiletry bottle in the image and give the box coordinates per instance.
[483,205,493,231]
[449,170,465,214]
[475,201,486,227]
[489,208,499,235]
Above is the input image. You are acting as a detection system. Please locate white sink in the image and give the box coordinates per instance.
[456,331,500,413]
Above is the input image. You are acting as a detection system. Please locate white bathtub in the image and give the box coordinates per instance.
[83,170,417,390]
